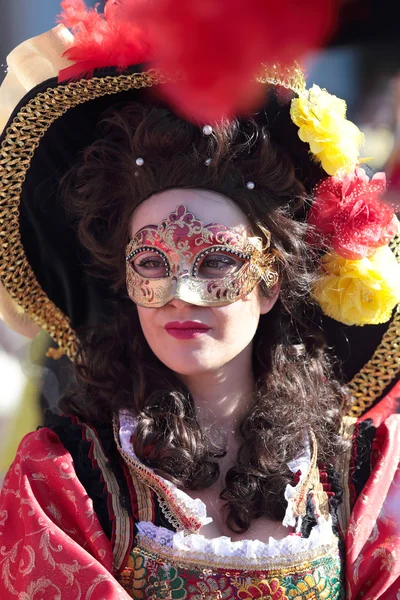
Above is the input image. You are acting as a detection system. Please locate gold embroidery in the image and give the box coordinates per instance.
[119,551,147,599]
[371,547,397,572]
[129,470,154,523]
[257,63,306,96]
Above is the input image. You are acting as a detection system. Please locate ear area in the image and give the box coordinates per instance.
[259,281,281,316]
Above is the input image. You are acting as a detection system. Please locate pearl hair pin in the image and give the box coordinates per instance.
[202,125,213,136]
[133,152,254,191]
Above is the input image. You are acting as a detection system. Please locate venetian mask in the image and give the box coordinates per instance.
[125,205,278,308]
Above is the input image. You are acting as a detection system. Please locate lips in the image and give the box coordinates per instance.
[164,321,211,339]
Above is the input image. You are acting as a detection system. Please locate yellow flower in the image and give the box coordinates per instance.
[313,246,400,326]
[290,84,364,176]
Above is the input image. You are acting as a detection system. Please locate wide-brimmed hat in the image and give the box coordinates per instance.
[0,8,399,420]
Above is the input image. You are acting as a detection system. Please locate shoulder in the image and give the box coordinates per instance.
[1,422,98,515]
[3,425,73,486]
[0,423,114,564]
[343,399,400,513]
[0,422,132,597]
[2,414,128,541]
[42,412,136,540]
[352,412,400,478]
[345,413,400,597]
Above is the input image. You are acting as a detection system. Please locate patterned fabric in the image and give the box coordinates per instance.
[346,412,400,598]
[119,540,344,600]
[0,427,130,599]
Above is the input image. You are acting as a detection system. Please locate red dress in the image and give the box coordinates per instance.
[0,381,399,599]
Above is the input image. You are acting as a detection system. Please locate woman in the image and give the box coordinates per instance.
[1,5,400,600]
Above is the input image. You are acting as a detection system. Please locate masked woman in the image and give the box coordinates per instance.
[0,3,400,599]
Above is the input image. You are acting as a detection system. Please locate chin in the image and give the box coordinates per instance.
[157,353,220,377]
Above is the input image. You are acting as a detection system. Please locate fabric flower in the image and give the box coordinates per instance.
[308,168,398,259]
[312,246,400,326]
[237,578,288,600]
[290,84,364,175]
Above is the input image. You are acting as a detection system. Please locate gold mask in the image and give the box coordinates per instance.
[126,205,278,308]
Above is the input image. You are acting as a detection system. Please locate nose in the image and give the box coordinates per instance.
[167,296,193,310]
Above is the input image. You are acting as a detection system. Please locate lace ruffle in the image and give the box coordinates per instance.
[137,518,335,561]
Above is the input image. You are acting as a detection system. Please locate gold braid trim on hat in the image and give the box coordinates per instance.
[0,69,168,360]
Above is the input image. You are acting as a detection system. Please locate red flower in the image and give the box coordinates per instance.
[58,0,153,79]
[308,168,397,259]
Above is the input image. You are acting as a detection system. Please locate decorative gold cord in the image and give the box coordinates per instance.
[346,233,400,418]
[0,69,168,360]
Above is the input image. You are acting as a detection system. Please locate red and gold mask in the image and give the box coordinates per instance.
[125,205,278,308]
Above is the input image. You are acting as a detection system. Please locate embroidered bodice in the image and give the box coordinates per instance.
[115,411,344,600]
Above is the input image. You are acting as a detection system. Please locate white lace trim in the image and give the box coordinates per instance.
[136,517,335,562]
[119,410,315,531]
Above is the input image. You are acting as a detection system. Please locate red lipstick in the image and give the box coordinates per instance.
[164,321,211,339]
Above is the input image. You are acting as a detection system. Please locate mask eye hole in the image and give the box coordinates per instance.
[131,249,170,279]
[193,248,247,279]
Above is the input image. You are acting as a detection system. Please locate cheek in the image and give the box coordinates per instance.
[136,306,158,344]
[214,291,262,344]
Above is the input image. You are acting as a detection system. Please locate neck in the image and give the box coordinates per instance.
[179,344,255,434]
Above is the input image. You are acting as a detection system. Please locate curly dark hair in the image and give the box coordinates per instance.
[60,100,350,533]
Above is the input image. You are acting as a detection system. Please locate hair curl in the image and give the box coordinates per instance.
[60,101,350,533]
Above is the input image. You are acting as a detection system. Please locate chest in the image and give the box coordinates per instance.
[185,486,291,542]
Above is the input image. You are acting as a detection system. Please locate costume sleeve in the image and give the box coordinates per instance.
[346,413,400,599]
[0,427,132,599]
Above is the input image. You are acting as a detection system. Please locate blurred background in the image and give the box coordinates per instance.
[0,0,400,480]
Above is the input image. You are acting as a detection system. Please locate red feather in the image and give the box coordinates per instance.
[58,0,339,122]
[58,0,153,78]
